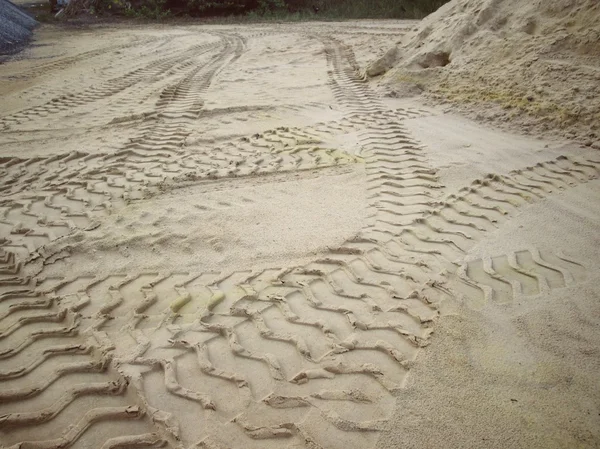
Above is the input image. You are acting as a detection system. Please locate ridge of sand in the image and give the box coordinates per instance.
[371,0,600,145]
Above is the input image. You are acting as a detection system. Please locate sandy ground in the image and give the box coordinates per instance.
[374,0,600,146]
[0,20,598,449]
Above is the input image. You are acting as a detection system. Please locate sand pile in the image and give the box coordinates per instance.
[372,0,600,145]
[0,0,37,55]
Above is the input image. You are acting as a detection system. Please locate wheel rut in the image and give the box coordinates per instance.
[0,25,598,449]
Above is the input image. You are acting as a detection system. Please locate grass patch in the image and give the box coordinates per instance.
[314,0,449,19]
[53,0,450,22]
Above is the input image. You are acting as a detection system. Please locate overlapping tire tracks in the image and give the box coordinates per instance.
[0,28,598,449]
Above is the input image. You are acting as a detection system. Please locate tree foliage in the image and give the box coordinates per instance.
[119,0,449,19]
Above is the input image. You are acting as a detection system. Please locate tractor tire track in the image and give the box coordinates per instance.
[0,38,224,127]
[2,25,599,449]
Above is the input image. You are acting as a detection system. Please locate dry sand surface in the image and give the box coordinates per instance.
[0,17,599,449]
[372,0,600,146]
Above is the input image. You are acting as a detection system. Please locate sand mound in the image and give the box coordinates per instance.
[0,0,37,55]
[374,0,600,145]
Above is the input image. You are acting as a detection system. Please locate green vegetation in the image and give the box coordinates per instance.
[101,0,448,20]
[123,0,171,19]
[309,0,448,19]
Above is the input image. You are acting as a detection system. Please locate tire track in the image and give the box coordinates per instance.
[0,108,425,198]
[4,132,599,449]
[118,33,246,160]
[319,35,382,115]
[361,156,600,308]
[1,107,425,259]
[452,248,588,304]
[358,120,444,232]
[0,122,364,261]
[7,111,444,449]
[0,38,224,127]
[0,258,168,448]
[27,254,434,447]
[2,26,598,449]
[2,35,166,81]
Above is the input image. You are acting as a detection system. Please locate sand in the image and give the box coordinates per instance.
[377,182,600,449]
[0,16,599,449]
[374,0,600,146]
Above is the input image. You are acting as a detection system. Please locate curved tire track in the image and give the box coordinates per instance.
[1,26,599,449]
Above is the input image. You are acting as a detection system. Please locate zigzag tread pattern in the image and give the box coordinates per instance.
[451,248,588,305]
[2,26,599,449]
[0,107,432,259]
[2,35,166,81]
[0,38,224,127]
[0,250,166,448]
[13,153,597,447]
[360,155,599,308]
[0,35,440,447]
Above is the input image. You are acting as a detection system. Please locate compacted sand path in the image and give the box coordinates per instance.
[0,21,598,449]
